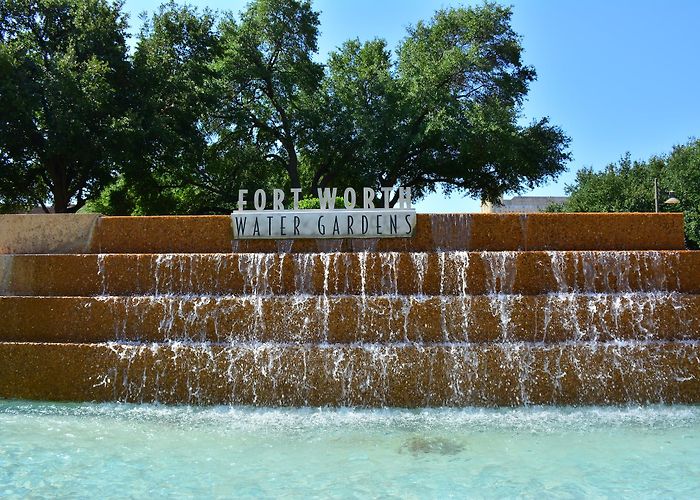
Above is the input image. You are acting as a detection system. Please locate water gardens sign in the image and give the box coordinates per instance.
[232,187,416,239]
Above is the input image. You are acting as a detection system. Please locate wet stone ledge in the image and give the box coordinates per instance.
[0,341,698,406]
[2,250,699,297]
[0,294,698,344]
[0,213,686,254]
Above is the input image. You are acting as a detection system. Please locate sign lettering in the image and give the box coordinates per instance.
[231,187,416,239]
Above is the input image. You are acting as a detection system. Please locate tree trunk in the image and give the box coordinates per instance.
[52,186,70,213]
[283,139,301,190]
[48,161,70,213]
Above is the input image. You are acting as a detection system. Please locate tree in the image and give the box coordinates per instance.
[551,140,700,248]
[302,38,398,195]
[215,0,323,191]
[2,0,571,214]
[0,0,131,212]
[557,154,661,212]
[663,141,700,248]
[305,4,570,205]
[121,2,224,214]
[91,0,320,215]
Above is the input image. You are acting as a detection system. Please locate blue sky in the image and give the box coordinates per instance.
[123,0,700,212]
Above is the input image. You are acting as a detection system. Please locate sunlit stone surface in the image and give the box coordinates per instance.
[0,213,697,406]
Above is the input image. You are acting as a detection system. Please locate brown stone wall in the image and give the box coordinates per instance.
[2,250,697,296]
[0,214,99,253]
[0,212,696,407]
[0,295,698,344]
[0,213,686,254]
[1,342,698,406]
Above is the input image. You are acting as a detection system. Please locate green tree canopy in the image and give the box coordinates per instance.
[0,0,131,212]
[123,1,223,214]
[551,139,700,248]
[216,0,323,191]
[305,4,570,205]
[1,0,571,214]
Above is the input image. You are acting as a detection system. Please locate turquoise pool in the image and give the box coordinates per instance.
[1,402,699,498]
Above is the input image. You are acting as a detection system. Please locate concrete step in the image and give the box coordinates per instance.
[0,213,685,254]
[2,250,698,297]
[1,294,698,344]
[1,341,698,406]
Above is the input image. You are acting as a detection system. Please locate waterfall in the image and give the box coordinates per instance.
[0,213,697,406]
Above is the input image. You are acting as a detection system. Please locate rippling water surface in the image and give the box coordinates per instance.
[1,401,699,498]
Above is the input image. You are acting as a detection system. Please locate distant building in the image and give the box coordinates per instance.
[481,196,569,214]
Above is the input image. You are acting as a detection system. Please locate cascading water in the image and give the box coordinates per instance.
[0,213,697,406]
[50,250,698,405]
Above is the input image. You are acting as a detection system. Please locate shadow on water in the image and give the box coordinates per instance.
[399,435,466,456]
